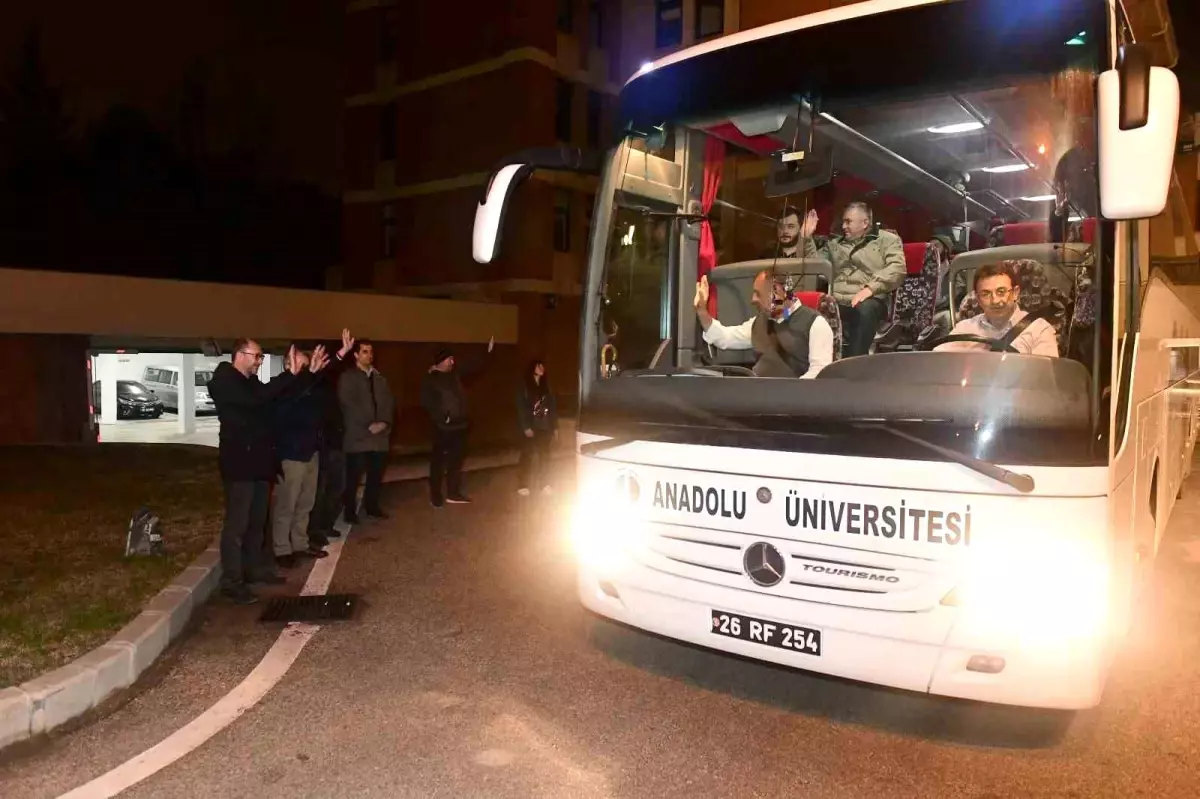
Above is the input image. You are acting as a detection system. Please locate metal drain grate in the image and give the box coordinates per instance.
[259,594,359,623]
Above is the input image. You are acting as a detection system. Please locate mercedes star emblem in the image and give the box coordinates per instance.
[743,541,786,587]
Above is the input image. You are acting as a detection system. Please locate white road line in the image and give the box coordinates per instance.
[59,536,348,799]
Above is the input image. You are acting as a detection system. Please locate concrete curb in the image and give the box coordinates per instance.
[0,540,222,751]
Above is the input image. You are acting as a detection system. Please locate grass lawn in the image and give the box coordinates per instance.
[0,444,222,689]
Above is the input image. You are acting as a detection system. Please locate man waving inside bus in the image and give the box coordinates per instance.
[935,262,1059,357]
[694,270,834,378]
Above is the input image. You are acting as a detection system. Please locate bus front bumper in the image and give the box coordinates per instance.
[578,564,1108,711]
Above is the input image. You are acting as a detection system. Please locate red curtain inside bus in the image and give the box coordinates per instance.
[699,136,725,317]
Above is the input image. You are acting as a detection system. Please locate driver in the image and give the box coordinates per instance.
[693,271,834,378]
[934,262,1059,356]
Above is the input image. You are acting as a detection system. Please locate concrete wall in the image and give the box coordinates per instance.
[0,267,517,345]
[0,268,521,448]
[0,334,92,446]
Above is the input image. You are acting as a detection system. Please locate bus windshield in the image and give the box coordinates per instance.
[582,1,1111,468]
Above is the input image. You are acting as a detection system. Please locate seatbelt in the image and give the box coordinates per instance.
[999,308,1051,348]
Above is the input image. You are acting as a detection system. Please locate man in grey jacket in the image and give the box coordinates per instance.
[800,201,907,357]
[338,340,395,523]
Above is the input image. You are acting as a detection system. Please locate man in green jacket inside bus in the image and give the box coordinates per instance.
[800,201,907,358]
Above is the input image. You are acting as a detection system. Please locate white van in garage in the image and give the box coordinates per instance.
[141,365,216,413]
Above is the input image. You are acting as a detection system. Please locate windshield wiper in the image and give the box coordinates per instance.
[857,423,1035,493]
[579,436,639,456]
[581,421,1033,493]
[578,422,830,456]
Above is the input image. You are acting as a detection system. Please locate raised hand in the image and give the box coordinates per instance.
[488,335,495,353]
[693,274,710,311]
[801,209,819,238]
[309,344,330,373]
[287,345,302,375]
[339,328,355,358]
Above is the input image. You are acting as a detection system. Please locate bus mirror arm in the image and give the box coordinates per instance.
[473,147,605,265]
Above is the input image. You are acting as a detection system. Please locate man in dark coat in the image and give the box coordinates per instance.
[420,337,493,508]
[207,339,330,604]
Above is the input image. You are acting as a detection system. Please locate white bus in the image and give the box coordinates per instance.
[474,0,1199,709]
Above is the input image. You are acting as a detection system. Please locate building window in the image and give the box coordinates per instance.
[586,91,603,148]
[557,0,574,33]
[555,80,574,143]
[379,24,395,63]
[589,1,604,49]
[695,0,724,41]
[380,203,397,259]
[554,190,572,253]
[655,0,683,49]
[379,102,397,162]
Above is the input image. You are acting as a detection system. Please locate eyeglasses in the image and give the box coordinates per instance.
[239,350,265,361]
[977,288,1013,301]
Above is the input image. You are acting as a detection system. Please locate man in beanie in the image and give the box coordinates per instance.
[420,336,494,507]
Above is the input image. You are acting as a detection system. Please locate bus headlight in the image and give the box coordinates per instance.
[569,469,644,573]
[942,539,1113,648]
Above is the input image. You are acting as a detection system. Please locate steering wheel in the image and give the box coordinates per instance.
[915,333,1020,353]
[916,306,1059,354]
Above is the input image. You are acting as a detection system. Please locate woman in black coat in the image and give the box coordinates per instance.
[515,358,557,496]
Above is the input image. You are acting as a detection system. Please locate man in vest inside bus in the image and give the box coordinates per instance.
[935,262,1059,356]
[799,202,907,357]
[693,270,833,378]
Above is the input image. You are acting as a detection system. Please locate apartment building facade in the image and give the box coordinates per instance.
[340,0,852,396]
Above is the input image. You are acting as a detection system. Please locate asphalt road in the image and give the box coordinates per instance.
[3,465,1200,799]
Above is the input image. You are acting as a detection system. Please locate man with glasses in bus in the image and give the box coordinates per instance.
[799,201,906,357]
[694,270,834,378]
[934,262,1059,356]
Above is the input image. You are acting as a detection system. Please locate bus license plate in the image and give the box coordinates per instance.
[711,610,821,657]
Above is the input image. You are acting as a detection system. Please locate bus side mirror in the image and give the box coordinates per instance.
[472,147,604,264]
[1097,44,1179,220]
[473,163,536,264]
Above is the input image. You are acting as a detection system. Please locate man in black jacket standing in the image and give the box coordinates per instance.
[208,339,330,605]
[420,337,493,508]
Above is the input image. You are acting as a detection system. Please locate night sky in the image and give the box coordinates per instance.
[0,0,343,194]
[0,0,1195,196]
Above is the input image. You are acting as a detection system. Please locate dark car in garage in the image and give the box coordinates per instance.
[92,380,164,419]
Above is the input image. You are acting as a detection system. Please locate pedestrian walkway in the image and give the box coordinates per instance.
[382,420,576,483]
